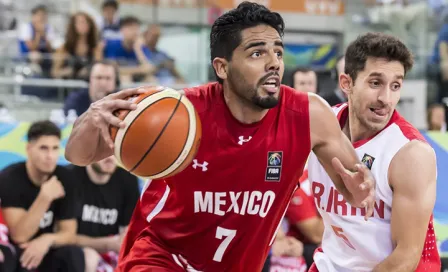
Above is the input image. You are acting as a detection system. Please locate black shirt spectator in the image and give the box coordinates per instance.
[68,155,139,271]
[0,121,84,272]
[70,165,139,237]
[0,163,76,240]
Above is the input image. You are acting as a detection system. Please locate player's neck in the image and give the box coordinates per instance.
[86,166,111,185]
[25,161,50,186]
[223,85,269,124]
[344,109,377,143]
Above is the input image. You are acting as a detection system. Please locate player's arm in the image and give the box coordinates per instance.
[286,189,323,244]
[294,217,323,244]
[44,219,77,247]
[3,203,50,244]
[373,141,437,272]
[76,234,120,253]
[65,88,147,166]
[309,93,370,206]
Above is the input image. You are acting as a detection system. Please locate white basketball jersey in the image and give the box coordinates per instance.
[308,103,437,272]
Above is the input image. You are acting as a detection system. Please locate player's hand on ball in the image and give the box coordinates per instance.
[87,87,149,148]
[331,157,376,221]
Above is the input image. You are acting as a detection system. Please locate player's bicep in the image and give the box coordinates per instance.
[309,94,358,190]
[389,141,436,256]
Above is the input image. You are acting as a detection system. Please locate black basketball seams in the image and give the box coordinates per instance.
[150,95,191,177]
[128,94,184,173]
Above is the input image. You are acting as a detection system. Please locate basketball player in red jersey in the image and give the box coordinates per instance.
[308,33,440,271]
[65,2,376,271]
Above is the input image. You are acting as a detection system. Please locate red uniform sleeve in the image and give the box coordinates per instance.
[286,188,317,224]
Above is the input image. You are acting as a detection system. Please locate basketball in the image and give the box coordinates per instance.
[110,86,202,179]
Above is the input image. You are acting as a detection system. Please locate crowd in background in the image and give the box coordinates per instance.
[19,1,184,92]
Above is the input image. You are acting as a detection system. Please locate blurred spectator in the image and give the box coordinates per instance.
[18,5,56,77]
[322,55,347,106]
[67,155,139,272]
[0,0,16,31]
[431,22,448,103]
[0,121,84,272]
[285,188,323,268]
[104,16,155,83]
[144,24,185,85]
[97,0,121,40]
[52,12,103,80]
[0,208,16,272]
[365,0,428,57]
[271,228,306,271]
[63,60,119,116]
[290,67,318,93]
[427,103,447,132]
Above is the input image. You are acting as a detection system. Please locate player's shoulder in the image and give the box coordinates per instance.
[389,111,426,143]
[182,82,222,114]
[280,85,310,113]
[0,162,25,179]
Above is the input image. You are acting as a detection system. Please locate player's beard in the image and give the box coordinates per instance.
[227,67,279,110]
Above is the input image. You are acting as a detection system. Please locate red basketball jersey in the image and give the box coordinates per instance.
[120,83,311,271]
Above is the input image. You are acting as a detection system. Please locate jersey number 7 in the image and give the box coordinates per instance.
[331,225,355,250]
[213,226,237,262]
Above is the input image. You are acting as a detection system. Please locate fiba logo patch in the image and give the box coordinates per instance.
[265,151,283,181]
[361,154,375,170]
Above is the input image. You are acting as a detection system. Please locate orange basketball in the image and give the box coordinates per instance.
[110,86,201,179]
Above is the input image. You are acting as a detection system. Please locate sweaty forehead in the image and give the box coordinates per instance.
[240,25,281,47]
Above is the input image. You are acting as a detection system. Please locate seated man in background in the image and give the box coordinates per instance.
[67,155,140,272]
[63,60,119,117]
[104,16,155,83]
[322,55,347,106]
[0,121,83,272]
[291,67,318,94]
[144,24,185,85]
[285,187,324,268]
[427,103,446,132]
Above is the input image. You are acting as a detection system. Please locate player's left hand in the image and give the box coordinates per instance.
[19,234,53,270]
[332,157,376,221]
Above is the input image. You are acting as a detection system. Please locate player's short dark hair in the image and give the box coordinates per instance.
[210,1,285,84]
[27,120,61,142]
[102,0,119,10]
[120,16,140,28]
[345,32,414,83]
[31,4,47,15]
